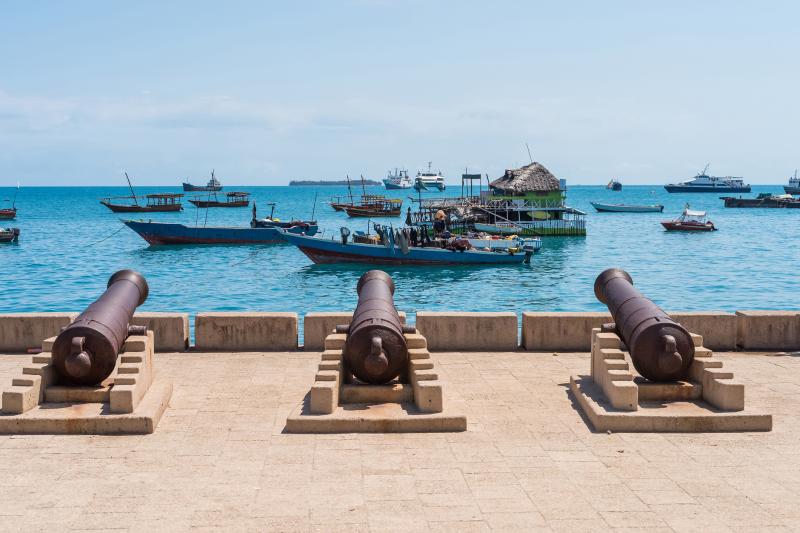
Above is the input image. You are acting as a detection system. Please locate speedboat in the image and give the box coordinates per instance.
[661,204,716,232]
[665,165,750,193]
[382,169,413,189]
[591,202,663,213]
[414,162,446,191]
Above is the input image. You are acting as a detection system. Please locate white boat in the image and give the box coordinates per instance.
[382,168,413,189]
[414,162,446,191]
[591,202,664,213]
[664,164,750,193]
[467,236,542,253]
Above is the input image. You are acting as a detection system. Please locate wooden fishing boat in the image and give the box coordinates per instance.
[0,227,19,243]
[661,205,716,232]
[0,207,16,220]
[591,202,663,213]
[282,227,535,265]
[344,197,402,217]
[189,191,250,208]
[101,193,184,213]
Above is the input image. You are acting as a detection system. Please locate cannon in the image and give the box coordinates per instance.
[52,270,149,386]
[336,270,412,384]
[594,268,694,382]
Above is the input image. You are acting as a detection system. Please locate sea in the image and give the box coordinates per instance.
[1,184,796,338]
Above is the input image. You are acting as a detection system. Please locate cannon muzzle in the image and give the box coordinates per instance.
[341,270,408,384]
[594,268,694,382]
[52,270,149,385]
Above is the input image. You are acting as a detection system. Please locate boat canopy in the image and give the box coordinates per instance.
[684,209,706,217]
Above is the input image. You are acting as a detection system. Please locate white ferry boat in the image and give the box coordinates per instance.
[414,162,446,191]
[382,168,413,189]
[664,165,750,193]
[784,169,799,195]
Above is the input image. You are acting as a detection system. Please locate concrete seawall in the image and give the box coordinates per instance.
[1,310,797,352]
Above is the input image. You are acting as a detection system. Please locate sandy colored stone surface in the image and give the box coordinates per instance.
[0,348,799,531]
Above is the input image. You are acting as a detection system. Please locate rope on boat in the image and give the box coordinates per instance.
[231,247,267,266]
[86,224,127,247]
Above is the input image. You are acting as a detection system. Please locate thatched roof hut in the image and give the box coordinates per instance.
[489,162,561,195]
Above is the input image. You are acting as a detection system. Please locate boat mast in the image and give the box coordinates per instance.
[124,172,139,207]
[525,143,533,164]
[346,174,353,204]
[360,174,367,197]
[12,182,19,209]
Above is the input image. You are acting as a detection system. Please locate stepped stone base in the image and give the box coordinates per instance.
[286,328,466,433]
[569,376,771,432]
[570,328,772,433]
[0,331,172,435]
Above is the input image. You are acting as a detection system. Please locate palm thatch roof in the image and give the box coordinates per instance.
[490,162,560,194]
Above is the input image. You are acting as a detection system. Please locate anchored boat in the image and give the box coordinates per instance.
[0,184,19,219]
[784,170,799,195]
[123,203,317,245]
[282,225,535,265]
[0,227,19,243]
[188,191,250,208]
[100,172,183,213]
[606,179,622,191]
[414,162,446,191]
[661,205,716,231]
[383,168,413,189]
[591,202,663,213]
[183,170,223,192]
[721,193,800,208]
[665,165,750,193]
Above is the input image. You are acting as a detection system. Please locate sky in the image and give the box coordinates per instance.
[0,0,798,186]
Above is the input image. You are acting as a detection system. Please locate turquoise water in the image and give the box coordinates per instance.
[0,184,796,323]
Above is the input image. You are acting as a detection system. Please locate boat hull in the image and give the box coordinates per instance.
[283,233,530,265]
[345,207,402,217]
[382,179,411,190]
[591,202,663,213]
[660,221,716,232]
[664,185,751,193]
[0,209,16,219]
[102,202,182,213]
[188,200,249,208]
[123,220,313,245]
[0,229,19,243]
[784,186,800,195]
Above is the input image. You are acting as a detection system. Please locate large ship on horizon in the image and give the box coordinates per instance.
[382,168,413,189]
[784,169,799,195]
[664,165,750,193]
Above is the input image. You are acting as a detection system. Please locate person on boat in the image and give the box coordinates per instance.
[433,210,446,236]
[405,207,413,226]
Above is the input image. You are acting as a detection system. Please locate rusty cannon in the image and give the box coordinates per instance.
[336,270,414,385]
[594,268,694,382]
[52,269,149,386]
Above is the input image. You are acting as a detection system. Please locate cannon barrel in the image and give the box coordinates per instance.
[339,270,408,384]
[594,268,694,382]
[52,270,149,385]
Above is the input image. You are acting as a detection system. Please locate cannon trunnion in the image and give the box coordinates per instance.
[52,269,149,386]
[594,268,694,382]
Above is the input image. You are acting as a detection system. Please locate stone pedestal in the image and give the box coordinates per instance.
[569,328,771,432]
[286,329,466,433]
[0,331,172,434]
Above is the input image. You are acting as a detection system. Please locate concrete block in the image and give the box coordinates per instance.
[702,368,745,411]
[195,312,298,351]
[131,312,189,352]
[416,312,517,351]
[665,312,736,351]
[340,384,412,404]
[302,311,406,351]
[523,312,611,352]
[0,313,77,353]
[736,311,800,351]
[310,381,338,415]
[324,334,347,351]
[414,380,443,413]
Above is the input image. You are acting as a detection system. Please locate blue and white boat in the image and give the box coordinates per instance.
[282,228,535,265]
[123,220,317,245]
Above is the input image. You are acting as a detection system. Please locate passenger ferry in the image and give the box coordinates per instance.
[382,168,413,189]
[414,162,446,191]
[664,165,750,193]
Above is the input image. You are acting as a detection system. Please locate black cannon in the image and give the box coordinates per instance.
[52,270,149,386]
[336,270,412,384]
[594,268,694,382]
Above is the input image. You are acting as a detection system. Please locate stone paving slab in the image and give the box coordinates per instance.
[0,349,798,531]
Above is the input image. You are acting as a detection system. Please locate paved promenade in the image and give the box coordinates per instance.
[0,349,798,532]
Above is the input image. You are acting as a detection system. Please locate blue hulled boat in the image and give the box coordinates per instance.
[282,229,534,265]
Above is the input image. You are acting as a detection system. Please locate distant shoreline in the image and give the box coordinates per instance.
[289,179,381,186]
